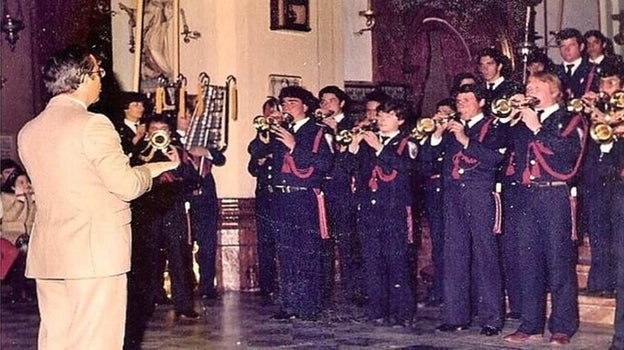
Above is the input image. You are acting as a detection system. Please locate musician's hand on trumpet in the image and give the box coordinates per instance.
[315,108,337,131]
[446,119,470,148]
[517,105,542,133]
[270,123,296,151]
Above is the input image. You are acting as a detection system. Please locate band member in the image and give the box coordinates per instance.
[554,28,599,99]
[363,90,390,124]
[114,92,147,157]
[415,98,455,307]
[248,97,280,299]
[579,63,624,297]
[610,133,624,350]
[503,72,583,345]
[420,84,505,336]
[346,99,416,327]
[130,114,201,321]
[176,112,226,301]
[477,47,524,109]
[316,85,362,306]
[584,30,623,76]
[248,86,333,320]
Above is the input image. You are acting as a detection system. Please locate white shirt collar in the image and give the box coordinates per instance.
[333,112,345,124]
[466,113,484,128]
[124,118,139,132]
[292,117,310,133]
[590,55,604,65]
[488,76,505,90]
[379,130,400,144]
[563,57,583,75]
[537,104,560,122]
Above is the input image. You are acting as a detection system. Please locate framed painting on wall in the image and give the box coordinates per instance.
[268,74,302,97]
[270,0,311,32]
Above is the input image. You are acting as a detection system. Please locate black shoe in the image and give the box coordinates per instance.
[154,296,173,305]
[271,311,295,320]
[480,325,502,336]
[370,317,387,326]
[200,291,219,300]
[175,309,200,320]
[505,312,521,320]
[436,323,470,332]
[392,319,412,328]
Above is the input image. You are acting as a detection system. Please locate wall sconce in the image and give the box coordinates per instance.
[355,1,376,35]
[180,8,201,43]
[1,0,25,51]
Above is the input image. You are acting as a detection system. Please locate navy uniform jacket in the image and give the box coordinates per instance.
[419,117,505,187]
[504,108,582,185]
[248,118,333,189]
[554,58,599,99]
[114,120,138,156]
[345,132,415,209]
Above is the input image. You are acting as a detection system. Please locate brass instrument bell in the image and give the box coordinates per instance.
[609,90,624,110]
[491,96,539,125]
[335,119,379,145]
[252,113,294,132]
[410,112,460,140]
[149,129,171,150]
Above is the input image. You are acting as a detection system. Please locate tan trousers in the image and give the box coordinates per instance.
[35,274,127,350]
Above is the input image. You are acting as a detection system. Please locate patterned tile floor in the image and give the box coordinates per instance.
[1,292,616,349]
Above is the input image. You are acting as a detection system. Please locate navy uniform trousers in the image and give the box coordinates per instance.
[422,176,444,302]
[515,185,579,336]
[500,181,522,316]
[255,183,276,295]
[358,200,414,321]
[612,179,624,349]
[442,182,503,328]
[582,142,618,293]
[272,189,322,317]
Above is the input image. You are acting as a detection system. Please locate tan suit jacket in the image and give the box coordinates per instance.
[18,95,154,279]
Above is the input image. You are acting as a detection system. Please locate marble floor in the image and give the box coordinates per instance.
[0,292,616,350]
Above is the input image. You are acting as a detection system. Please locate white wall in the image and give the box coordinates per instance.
[534,0,622,63]
[342,0,373,82]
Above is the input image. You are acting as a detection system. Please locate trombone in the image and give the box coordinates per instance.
[491,96,540,126]
[410,112,460,140]
[335,119,379,145]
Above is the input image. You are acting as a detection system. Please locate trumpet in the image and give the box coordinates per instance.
[314,109,334,123]
[609,90,624,110]
[253,113,294,132]
[567,92,609,113]
[491,96,540,116]
[590,113,624,144]
[410,112,460,140]
[335,119,379,145]
[149,129,171,150]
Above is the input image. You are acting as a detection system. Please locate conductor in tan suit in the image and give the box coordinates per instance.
[18,45,180,350]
